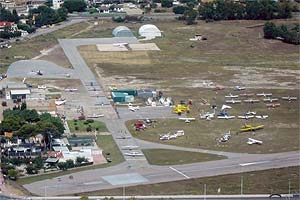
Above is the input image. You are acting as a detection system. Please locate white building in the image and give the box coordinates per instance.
[138,24,162,39]
[52,0,64,9]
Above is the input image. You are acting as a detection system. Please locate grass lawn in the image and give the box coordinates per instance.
[76,166,300,196]
[142,149,226,165]
[18,135,124,186]
[67,120,108,133]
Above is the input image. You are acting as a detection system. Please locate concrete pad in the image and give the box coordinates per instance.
[102,173,148,185]
[129,43,160,51]
[96,44,128,52]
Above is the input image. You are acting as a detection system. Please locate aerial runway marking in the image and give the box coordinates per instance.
[239,161,271,166]
[169,167,190,179]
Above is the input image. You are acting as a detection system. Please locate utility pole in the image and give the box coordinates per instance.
[204,184,206,200]
[123,186,125,200]
[288,179,291,200]
[241,176,244,195]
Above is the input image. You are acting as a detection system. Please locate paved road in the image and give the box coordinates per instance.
[22,37,300,196]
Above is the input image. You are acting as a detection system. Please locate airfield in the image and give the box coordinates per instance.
[0,19,299,196]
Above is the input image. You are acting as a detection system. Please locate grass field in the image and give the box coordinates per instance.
[142,149,226,165]
[18,135,124,186]
[0,21,90,73]
[76,19,299,153]
[76,166,300,196]
[67,120,108,133]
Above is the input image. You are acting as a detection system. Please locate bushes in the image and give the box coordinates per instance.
[173,6,188,14]
[263,22,300,45]
[112,16,125,23]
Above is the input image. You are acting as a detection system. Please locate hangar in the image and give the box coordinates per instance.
[138,24,162,38]
[112,26,134,37]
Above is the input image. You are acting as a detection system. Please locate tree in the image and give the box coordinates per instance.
[57,162,68,170]
[8,169,18,180]
[66,159,75,168]
[63,0,87,13]
[26,164,38,174]
[0,8,15,22]
[76,157,86,165]
[277,1,292,19]
[173,6,188,14]
[17,123,39,138]
[185,8,197,25]
[80,196,89,200]
[57,7,68,21]
[263,22,278,39]
[161,0,173,8]
[12,9,19,23]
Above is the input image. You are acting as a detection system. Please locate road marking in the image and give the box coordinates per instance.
[83,181,104,185]
[169,167,190,179]
[239,161,270,166]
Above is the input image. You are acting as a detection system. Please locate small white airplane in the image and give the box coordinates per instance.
[128,103,140,112]
[113,43,128,47]
[116,135,132,139]
[256,92,272,97]
[247,138,263,145]
[124,151,143,157]
[240,93,254,97]
[263,98,278,102]
[238,115,254,119]
[37,85,47,89]
[65,88,78,92]
[200,112,215,120]
[159,134,171,140]
[246,111,256,115]
[225,93,239,98]
[179,117,195,121]
[255,115,268,119]
[121,145,139,150]
[234,86,246,91]
[282,96,298,101]
[225,99,241,104]
[219,131,231,142]
[87,113,104,118]
[244,99,260,103]
[55,99,67,106]
[221,105,232,111]
[217,114,235,119]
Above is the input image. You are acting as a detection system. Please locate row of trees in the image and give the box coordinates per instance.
[198,0,293,21]
[0,8,19,23]
[264,22,300,45]
[29,6,68,27]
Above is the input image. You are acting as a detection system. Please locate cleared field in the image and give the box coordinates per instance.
[76,166,300,196]
[142,149,226,165]
[0,22,90,73]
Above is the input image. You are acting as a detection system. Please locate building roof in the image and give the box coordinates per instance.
[45,157,59,163]
[138,24,161,38]
[112,26,134,37]
[5,82,28,89]
[0,22,15,27]
[10,89,31,95]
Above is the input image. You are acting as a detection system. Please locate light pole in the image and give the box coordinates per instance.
[288,179,291,200]
[241,176,244,195]
[204,184,206,200]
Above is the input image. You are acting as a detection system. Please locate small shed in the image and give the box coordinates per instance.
[112,26,134,37]
[111,92,134,103]
[113,89,137,96]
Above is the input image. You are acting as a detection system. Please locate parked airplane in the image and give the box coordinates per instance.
[116,135,132,139]
[121,145,139,150]
[245,111,256,115]
[55,99,67,106]
[124,151,143,157]
[238,115,254,119]
[37,85,47,89]
[256,92,272,97]
[263,98,279,102]
[65,88,78,92]
[240,93,254,97]
[200,112,215,120]
[240,124,264,132]
[179,117,196,121]
[266,103,280,108]
[225,93,239,98]
[113,43,128,47]
[87,113,104,118]
[282,96,298,101]
[221,104,232,111]
[128,103,140,112]
[225,99,241,104]
[255,115,268,119]
[234,86,246,91]
[247,138,263,145]
[217,112,235,119]
[244,99,260,103]
[219,131,231,142]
